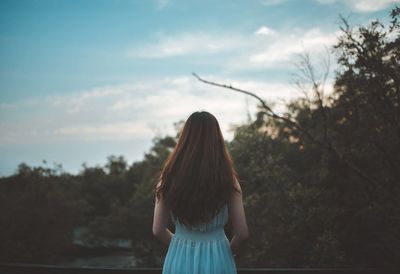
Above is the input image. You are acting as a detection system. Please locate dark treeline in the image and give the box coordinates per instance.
[0,7,399,268]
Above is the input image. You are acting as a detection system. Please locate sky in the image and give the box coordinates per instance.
[0,0,398,176]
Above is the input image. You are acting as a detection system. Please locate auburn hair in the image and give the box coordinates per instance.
[154,111,240,227]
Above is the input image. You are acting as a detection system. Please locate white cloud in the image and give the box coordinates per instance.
[155,0,171,9]
[0,102,16,110]
[47,85,126,114]
[126,32,246,58]
[126,26,340,72]
[228,27,341,71]
[53,121,153,140]
[0,76,306,145]
[1,25,342,147]
[351,0,400,12]
[315,0,336,4]
[259,0,287,6]
[315,0,400,12]
[254,26,277,36]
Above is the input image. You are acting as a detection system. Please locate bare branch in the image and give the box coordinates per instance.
[320,45,331,99]
[292,50,331,141]
[192,72,377,186]
[192,73,275,115]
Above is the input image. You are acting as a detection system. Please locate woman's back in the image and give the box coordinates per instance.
[162,204,236,274]
[153,111,247,274]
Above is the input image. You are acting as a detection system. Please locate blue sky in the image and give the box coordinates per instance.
[0,0,398,176]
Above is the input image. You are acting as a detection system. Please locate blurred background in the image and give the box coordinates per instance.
[0,0,399,269]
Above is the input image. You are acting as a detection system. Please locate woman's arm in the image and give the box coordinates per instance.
[152,182,174,245]
[228,178,249,254]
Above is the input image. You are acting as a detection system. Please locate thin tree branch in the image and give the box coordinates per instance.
[192,72,377,186]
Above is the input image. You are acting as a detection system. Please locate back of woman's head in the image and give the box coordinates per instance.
[154,111,240,227]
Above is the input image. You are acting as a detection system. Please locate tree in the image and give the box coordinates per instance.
[195,6,400,267]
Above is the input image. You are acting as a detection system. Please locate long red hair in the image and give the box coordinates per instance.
[154,111,240,227]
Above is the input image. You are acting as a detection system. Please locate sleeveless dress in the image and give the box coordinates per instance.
[162,204,237,274]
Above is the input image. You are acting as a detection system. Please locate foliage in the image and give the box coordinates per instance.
[229,6,400,267]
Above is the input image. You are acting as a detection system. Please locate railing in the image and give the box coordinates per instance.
[0,263,399,274]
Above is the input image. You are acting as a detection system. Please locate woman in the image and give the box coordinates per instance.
[152,111,248,274]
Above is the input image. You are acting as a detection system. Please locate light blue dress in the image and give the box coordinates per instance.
[162,204,237,274]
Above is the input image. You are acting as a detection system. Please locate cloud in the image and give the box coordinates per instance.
[228,27,341,71]
[126,25,340,73]
[315,0,400,12]
[315,0,336,4]
[0,102,17,110]
[254,26,277,36]
[259,0,287,6]
[350,0,400,12]
[0,76,306,145]
[53,121,153,139]
[47,85,126,114]
[155,0,171,9]
[126,32,246,58]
